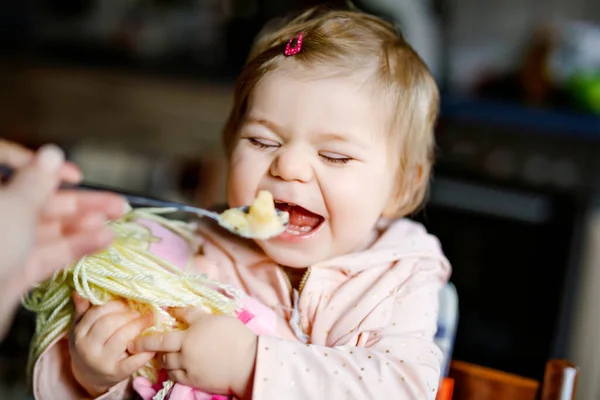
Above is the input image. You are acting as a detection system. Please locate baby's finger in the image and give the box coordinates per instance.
[72,292,91,323]
[128,330,186,354]
[167,370,189,386]
[161,352,185,371]
[68,292,91,351]
[169,306,208,326]
[87,311,141,346]
[118,352,156,378]
[74,301,132,339]
[106,314,154,357]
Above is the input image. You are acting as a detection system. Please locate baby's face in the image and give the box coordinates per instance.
[227,67,398,267]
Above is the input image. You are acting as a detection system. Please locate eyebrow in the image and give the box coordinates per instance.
[244,116,284,136]
[317,132,353,144]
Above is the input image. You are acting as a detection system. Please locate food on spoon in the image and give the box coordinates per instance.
[249,190,277,222]
[220,191,289,239]
[219,208,250,233]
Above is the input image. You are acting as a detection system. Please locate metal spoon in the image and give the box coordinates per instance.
[0,164,288,239]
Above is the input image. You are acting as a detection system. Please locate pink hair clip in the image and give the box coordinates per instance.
[284,32,304,56]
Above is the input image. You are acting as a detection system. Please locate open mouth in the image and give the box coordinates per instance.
[274,201,324,238]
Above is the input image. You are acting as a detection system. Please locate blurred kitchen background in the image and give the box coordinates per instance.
[1,0,600,399]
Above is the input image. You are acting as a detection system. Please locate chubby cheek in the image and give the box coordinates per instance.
[325,167,393,249]
[329,197,379,251]
[226,146,264,207]
[325,182,379,248]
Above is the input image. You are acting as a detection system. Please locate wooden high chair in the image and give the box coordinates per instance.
[435,359,578,400]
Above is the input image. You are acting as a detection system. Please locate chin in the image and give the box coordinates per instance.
[258,244,324,268]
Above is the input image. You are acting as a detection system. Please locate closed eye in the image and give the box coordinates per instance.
[320,153,352,164]
[247,137,279,149]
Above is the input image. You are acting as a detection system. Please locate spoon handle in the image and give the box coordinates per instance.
[0,163,221,221]
[106,192,220,220]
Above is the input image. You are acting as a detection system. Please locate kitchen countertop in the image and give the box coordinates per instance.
[0,64,235,159]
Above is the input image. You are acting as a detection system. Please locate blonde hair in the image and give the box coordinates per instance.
[223,6,439,218]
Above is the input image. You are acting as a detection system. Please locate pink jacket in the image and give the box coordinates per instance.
[32,217,451,400]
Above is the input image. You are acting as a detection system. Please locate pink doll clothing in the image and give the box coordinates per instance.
[33,217,451,400]
[134,220,278,399]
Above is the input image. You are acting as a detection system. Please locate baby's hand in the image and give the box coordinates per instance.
[68,293,155,397]
[128,307,258,399]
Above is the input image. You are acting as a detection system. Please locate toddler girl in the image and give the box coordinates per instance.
[32,6,451,400]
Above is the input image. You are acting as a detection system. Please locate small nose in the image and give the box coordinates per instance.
[269,146,313,183]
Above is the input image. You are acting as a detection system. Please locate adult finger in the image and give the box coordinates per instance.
[25,228,115,282]
[60,162,82,183]
[73,300,131,339]
[0,139,34,167]
[36,212,107,242]
[34,220,62,243]
[106,314,154,356]
[161,352,185,371]
[128,330,186,354]
[0,139,81,182]
[118,352,156,378]
[64,213,109,234]
[42,190,126,219]
[5,145,64,210]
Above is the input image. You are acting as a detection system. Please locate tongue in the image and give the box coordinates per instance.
[280,205,321,227]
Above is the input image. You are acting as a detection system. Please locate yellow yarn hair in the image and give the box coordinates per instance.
[22,207,241,398]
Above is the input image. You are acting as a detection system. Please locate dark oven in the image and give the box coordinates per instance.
[412,98,599,381]
[412,173,579,380]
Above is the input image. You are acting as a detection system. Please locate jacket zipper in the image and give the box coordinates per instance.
[280,266,311,295]
[298,268,311,293]
[281,266,311,342]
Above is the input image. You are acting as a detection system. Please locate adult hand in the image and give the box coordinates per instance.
[0,140,126,338]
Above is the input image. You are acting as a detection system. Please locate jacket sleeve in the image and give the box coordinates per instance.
[251,258,449,400]
[33,335,132,400]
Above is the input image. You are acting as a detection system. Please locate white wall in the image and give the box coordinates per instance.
[566,205,600,400]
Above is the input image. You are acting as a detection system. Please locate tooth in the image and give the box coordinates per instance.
[285,224,314,235]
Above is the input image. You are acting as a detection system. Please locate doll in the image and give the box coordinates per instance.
[24,202,280,400]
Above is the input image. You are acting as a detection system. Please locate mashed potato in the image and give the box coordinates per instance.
[220,191,289,239]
